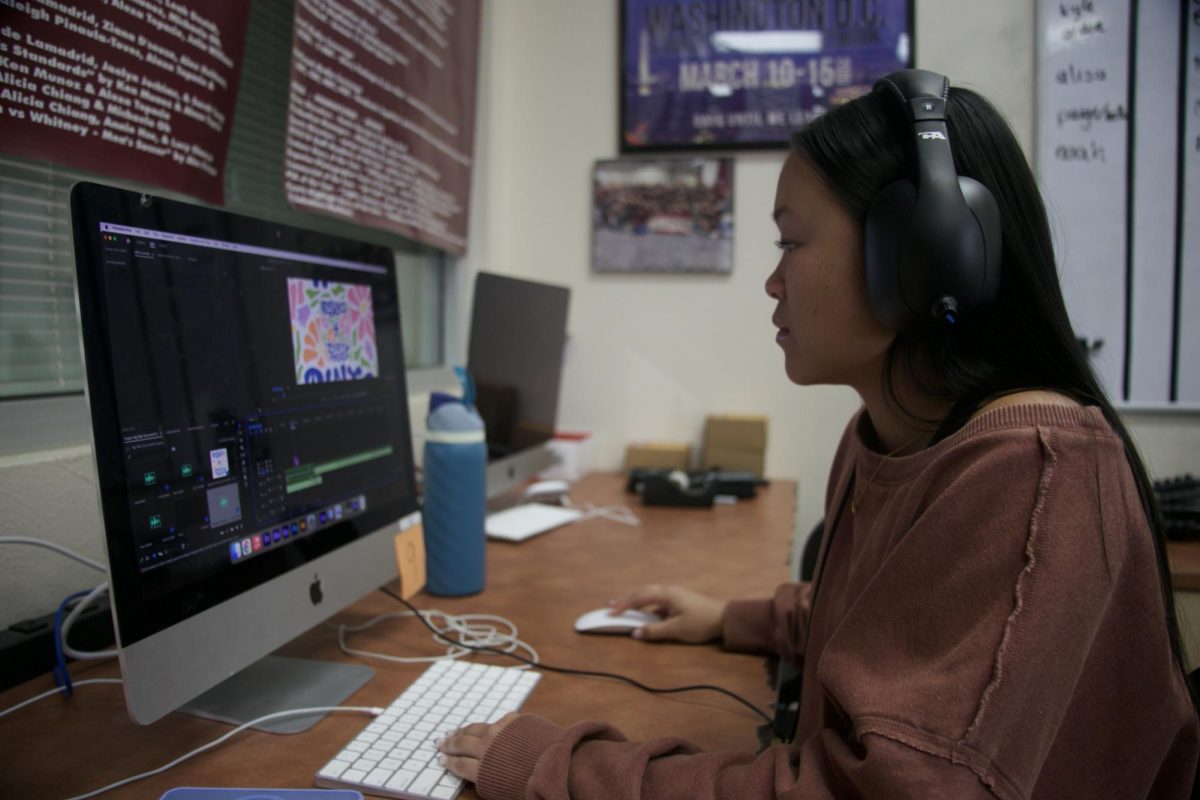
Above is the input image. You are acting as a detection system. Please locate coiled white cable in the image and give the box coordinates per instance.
[561,499,641,527]
[581,503,641,526]
[330,608,540,668]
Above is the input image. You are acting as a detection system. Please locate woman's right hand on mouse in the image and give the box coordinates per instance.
[608,584,726,644]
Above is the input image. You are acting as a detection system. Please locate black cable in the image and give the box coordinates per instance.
[378,586,789,741]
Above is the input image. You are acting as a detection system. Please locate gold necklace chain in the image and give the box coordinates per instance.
[851,429,927,514]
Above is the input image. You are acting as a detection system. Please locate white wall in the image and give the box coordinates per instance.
[3,0,1198,629]
[457,0,1044,537]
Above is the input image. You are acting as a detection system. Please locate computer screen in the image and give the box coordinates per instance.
[70,182,420,726]
[466,272,570,497]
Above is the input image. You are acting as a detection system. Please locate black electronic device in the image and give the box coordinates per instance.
[628,468,768,507]
[710,471,766,498]
[1154,474,1200,541]
[865,69,1002,330]
[638,471,716,508]
[467,272,571,498]
[627,468,765,498]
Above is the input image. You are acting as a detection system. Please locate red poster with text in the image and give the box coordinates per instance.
[0,2,249,204]
[284,0,481,255]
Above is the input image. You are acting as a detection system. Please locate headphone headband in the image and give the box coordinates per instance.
[875,70,949,116]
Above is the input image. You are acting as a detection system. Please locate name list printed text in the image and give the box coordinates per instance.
[0,0,242,181]
[285,0,475,253]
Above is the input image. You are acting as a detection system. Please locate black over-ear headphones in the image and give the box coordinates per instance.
[864,69,1002,330]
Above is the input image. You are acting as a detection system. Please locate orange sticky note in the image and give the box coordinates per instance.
[394,522,426,599]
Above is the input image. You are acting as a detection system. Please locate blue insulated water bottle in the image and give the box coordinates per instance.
[422,389,487,596]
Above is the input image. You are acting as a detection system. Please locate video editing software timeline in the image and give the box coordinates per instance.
[74,185,418,644]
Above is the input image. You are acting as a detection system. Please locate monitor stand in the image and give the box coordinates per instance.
[181,655,374,734]
[485,442,556,500]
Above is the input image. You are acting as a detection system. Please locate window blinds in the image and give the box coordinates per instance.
[0,157,86,398]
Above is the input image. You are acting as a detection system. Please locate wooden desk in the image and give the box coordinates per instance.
[1168,541,1200,591]
[0,474,795,799]
[1168,541,1200,672]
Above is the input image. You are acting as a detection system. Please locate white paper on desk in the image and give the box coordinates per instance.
[485,504,583,541]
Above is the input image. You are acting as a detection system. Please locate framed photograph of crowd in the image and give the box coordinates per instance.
[591,157,733,274]
[620,0,915,151]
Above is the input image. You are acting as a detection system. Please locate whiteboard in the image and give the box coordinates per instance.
[1035,0,1198,408]
[1180,3,1200,401]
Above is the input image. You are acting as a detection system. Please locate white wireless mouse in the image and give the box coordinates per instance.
[524,479,571,502]
[573,607,663,635]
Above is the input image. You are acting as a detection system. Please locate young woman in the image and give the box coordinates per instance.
[437,72,1200,798]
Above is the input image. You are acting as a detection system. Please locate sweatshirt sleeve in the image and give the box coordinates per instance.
[714,411,854,661]
[475,713,995,800]
[721,581,813,662]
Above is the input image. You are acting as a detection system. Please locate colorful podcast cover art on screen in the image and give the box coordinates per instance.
[289,278,378,384]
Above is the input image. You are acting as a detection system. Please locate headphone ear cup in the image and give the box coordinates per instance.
[956,176,1002,308]
[865,177,1002,330]
[864,180,917,330]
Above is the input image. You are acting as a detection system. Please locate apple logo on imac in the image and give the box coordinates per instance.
[309,574,324,605]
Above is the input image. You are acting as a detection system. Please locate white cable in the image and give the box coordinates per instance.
[64,704,383,800]
[571,502,641,527]
[0,678,123,719]
[334,609,539,666]
[427,610,539,666]
[0,537,117,660]
[0,536,106,572]
[331,608,540,668]
[61,582,117,660]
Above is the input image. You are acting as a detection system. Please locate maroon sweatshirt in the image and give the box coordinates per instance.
[475,405,1199,799]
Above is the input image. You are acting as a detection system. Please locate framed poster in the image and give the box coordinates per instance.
[620,0,914,151]
[592,157,733,273]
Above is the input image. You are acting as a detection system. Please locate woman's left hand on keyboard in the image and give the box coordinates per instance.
[437,711,522,783]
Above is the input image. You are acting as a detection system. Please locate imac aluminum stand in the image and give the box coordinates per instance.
[182,656,373,734]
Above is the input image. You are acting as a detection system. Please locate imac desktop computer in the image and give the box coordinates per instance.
[70,183,421,728]
[466,272,571,499]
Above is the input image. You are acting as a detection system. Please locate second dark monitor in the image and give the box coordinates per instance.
[466,272,570,494]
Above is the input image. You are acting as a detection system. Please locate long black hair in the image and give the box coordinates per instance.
[792,85,1196,707]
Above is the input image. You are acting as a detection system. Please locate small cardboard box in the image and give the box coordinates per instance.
[701,415,767,476]
[625,441,691,471]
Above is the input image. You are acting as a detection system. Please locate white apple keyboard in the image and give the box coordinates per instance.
[316,660,540,799]
[485,503,582,541]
